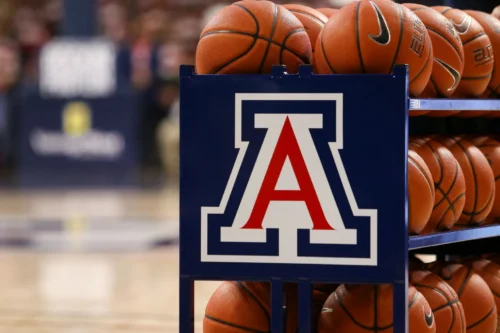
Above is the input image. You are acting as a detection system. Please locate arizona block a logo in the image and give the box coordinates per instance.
[201,93,377,265]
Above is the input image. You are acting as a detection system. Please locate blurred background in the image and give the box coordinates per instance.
[0,0,497,332]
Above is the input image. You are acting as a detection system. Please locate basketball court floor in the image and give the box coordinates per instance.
[0,186,219,332]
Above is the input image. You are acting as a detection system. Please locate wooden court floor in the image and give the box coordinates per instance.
[0,187,219,333]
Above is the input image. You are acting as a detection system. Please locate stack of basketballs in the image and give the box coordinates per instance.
[197,0,500,332]
[203,254,500,332]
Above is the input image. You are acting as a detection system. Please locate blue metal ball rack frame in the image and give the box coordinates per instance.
[179,64,500,333]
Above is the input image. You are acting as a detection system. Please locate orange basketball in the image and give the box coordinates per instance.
[318,284,436,333]
[315,0,433,96]
[465,11,500,98]
[410,270,466,333]
[429,262,497,333]
[283,4,328,56]
[204,281,298,332]
[464,259,500,318]
[409,137,466,232]
[408,149,435,234]
[432,7,494,98]
[470,136,500,224]
[316,7,338,18]
[436,136,495,227]
[196,1,312,74]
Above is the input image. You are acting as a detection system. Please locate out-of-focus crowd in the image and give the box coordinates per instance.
[0,0,498,180]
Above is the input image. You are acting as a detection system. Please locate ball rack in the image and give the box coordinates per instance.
[179,63,500,333]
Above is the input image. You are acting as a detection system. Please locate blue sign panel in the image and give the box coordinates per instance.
[179,65,410,332]
[19,92,139,186]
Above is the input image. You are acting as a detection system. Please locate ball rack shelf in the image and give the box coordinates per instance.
[179,64,500,333]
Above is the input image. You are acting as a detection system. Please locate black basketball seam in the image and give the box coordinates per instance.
[426,27,464,63]
[429,77,443,97]
[466,304,496,329]
[204,314,269,333]
[461,74,492,80]
[434,162,460,228]
[334,289,376,330]
[201,29,310,67]
[355,1,366,73]
[320,24,337,73]
[409,155,434,195]
[409,41,433,84]
[388,4,404,74]
[456,266,472,296]
[279,28,311,65]
[424,137,444,185]
[258,3,279,74]
[235,281,272,325]
[431,298,461,312]
[206,4,260,74]
[462,186,494,216]
[451,138,479,224]
[462,32,486,46]
[288,9,327,25]
[436,192,465,229]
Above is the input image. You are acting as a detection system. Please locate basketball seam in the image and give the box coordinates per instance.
[234,282,272,325]
[334,290,377,330]
[409,155,434,195]
[320,26,337,73]
[429,77,443,97]
[201,29,310,67]
[450,138,479,224]
[204,314,269,333]
[466,304,496,329]
[434,162,461,229]
[462,187,494,216]
[426,27,464,63]
[288,9,327,25]
[440,7,452,15]
[355,1,366,73]
[462,32,486,46]
[206,3,260,74]
[409,41,433,84]
[388,4,404,74]
[456,266,471,296]
[258,4,279,74]
[436,192,465,229]
[279,28,310,65]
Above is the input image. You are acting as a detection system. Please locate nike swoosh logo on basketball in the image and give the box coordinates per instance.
[434,58,461,91]
[424,307,434,327]
[369,1,390,45]
[450,15,472,34]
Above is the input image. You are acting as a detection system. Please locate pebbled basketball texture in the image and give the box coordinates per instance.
[283,4,328,56]
[404,4,464,117]
[203,281,299,332]
[316,7,338,18]
[318,284,436,333]
[436,136,495,227]
[465,11,500,98]
[409,137,466,233]
[470,136,500,224]
[408,149,435,234]
[315,0,433,96]
[429,262,498,333]
[410,270,466,333]
[196,1,312,74]
[433,6,494,98]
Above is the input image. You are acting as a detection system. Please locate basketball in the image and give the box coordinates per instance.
[432,7,494,97]
[410,270,466,333]
[316,8,338,18]
[318,284,436,333]
[283,4,328,56]
[404,4,464,99]
[409,137,466,232]
[196,1,312,74]
[408,149,435,234]
[429,263,497,333]
[204,281,298,332]
[464,258,500,319]
[470,136,500,224]
[465,11,500,98]
[436,136,495,227]
[315,0,433,96]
